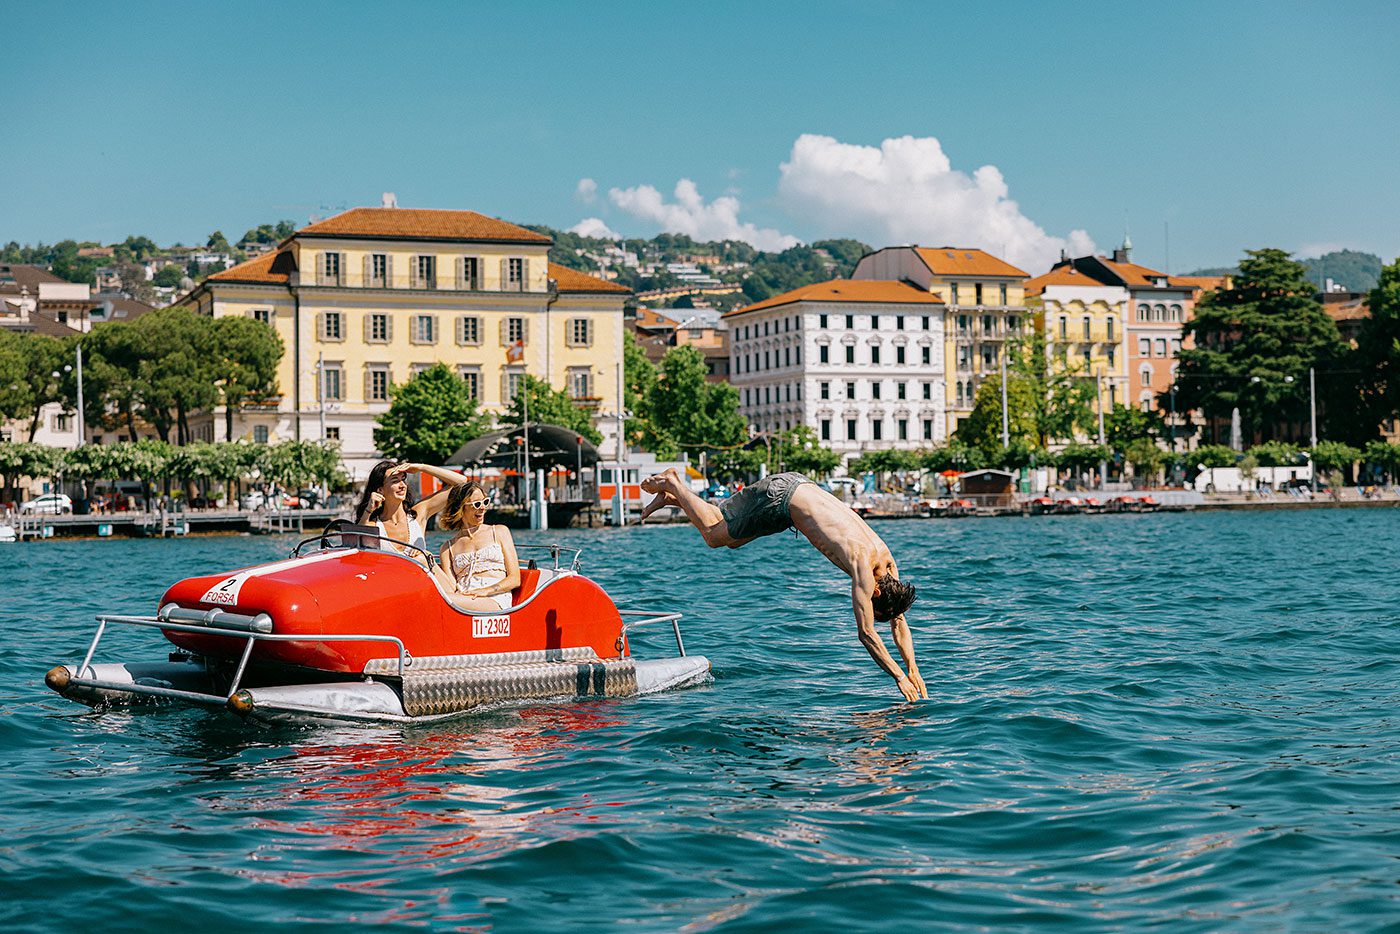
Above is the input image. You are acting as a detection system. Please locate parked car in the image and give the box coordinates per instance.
[20,493,73,515]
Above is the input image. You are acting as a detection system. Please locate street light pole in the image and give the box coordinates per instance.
[1168,384,1177,483]
[1096,371,1107,488]
[999,349,1009,449]
[317,352,326,442]
[1309,366,1318,493]
[73,345,84,448]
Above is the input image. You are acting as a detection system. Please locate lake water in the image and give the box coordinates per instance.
[4,509,1400,931]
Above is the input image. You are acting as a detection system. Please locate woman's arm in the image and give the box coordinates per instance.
[399,463,466,522]
[357,490,384,524]
[433,541,459,593]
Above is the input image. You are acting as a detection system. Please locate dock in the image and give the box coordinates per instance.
[6,508,348,540]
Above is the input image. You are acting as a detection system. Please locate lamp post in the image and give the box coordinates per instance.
[1095,371,1107,489]
[1309,366,1318,493]
[1168,383,1178,484]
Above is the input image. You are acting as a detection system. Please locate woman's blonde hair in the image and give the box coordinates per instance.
[440,480,488,531]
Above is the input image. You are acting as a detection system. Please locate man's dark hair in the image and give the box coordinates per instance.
[871,574,916,622]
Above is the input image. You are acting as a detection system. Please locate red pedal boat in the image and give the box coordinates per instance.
[46,530,709,724]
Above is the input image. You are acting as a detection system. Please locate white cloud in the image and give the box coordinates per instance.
[776,134,1094,272]
[607,179,799,252]
[568,217,620,239]
[575,178,598,204]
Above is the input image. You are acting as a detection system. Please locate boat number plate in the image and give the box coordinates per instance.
[473,615,511,638]
[200,573,248,606]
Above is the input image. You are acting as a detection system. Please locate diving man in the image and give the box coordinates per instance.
[639,469,926,702]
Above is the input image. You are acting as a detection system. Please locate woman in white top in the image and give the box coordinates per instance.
[433,481,521,613]
[354,460,466,566]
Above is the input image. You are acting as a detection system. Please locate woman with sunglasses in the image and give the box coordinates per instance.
[353,459,466,565]
[434,480,521,613]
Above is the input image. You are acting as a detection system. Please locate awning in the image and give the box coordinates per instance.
[447,424,600,470]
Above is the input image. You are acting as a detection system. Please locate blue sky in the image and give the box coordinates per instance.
[4,0,1397,276]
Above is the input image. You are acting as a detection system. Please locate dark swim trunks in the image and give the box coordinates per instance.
[720,471,814,541]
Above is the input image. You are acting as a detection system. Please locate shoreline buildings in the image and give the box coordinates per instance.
[177,204,630,478]
[724,279,946,461]
[851,247,1030,435]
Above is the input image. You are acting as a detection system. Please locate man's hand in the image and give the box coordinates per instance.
[895,674,926,702]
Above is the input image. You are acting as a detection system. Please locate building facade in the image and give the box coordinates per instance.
[724,279,946,461]
[177,207,630,478]
[1024,265,1131,414]
[851,246,1030,435]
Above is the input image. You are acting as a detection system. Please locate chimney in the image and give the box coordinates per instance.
[381,192,398,209]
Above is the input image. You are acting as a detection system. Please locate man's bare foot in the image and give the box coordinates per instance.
[638,491,677,521]
[641,468,682,494]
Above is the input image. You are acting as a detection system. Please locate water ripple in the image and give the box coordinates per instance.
[4,510,1400,929]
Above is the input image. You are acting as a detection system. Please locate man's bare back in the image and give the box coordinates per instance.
[638,469,927,701]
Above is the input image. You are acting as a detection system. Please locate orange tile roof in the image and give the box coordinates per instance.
[724,279,942,317]
[914,247,1028,278]
[1171,275,1231,293]
[1024,266,1096,296]
[297,207,551,244]
[1095,257,1170,287]
[549,262,631,294]
[206,250,291,284]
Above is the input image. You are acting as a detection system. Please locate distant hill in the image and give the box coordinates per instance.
[1187,249,1384,293]
[524,224,872,310]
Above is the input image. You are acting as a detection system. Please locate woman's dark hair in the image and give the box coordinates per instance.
[440,480,488,531]
[871,574,917,622]
[354,459,416,523]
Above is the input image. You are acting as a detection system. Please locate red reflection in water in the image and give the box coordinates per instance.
[236,703,633,878]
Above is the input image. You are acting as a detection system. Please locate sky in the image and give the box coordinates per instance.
[4,0,1398,276]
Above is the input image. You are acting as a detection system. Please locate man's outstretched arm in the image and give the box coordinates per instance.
[852,565,923,701]
[889,614,927,699]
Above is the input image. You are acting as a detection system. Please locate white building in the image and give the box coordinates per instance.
[723,279,947,461]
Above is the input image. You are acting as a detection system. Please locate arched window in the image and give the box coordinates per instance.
[1137,303,1150,321]
[1153,304,1166,322]
[1170,304,1183,322]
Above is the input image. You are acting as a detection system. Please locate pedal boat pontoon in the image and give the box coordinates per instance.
[45,532,710,725]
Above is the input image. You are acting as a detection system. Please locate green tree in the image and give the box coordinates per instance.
[1310,440,1361,475]
[1175,248,1348,443]
[919,440,987,474]
[206,230,231,253]
[1056,442,1111,476]
[649,345,747,460]
[773,425,841,478]
[1191,444,1239,468]
[261,440,342,490]
[1351,257,1400,439]
[131,308,218,443]
[955,372,1039,462]
[1363,441,1400,481]
[501,374,603,445]
[1103,404,1162,450]
[373,363,492,463]
[8,332,72,441]
[152,264,185,288]
[1124,437,1166,482]
[0,442,60,505]
[1247,440,1302,467]
[622,331,668,454]
[208,315,282,441]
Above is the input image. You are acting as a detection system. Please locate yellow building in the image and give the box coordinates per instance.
[1024,265,1130,415]
[852,246,1030,435]
[178,206,630,478]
